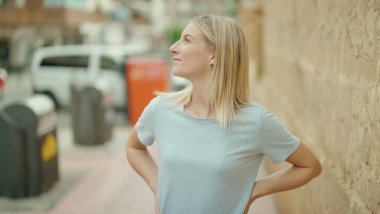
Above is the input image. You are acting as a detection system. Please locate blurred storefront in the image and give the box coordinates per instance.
[0,0,128,73]
[0,0,241,74]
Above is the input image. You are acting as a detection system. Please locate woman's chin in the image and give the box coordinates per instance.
[172,70,185,79]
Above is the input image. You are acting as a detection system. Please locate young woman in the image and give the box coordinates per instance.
[126,15,322,214]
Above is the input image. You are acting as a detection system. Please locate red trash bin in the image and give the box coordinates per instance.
[125,57,169,125]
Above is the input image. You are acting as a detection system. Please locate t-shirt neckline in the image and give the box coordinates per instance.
[180,105,218,122]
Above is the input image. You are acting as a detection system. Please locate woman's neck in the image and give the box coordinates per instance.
[186,81,215,118]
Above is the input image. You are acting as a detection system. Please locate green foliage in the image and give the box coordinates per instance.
[165,25,183,46]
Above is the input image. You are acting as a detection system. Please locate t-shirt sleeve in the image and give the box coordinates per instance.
[259,106,301,164]
[134,96,160,146]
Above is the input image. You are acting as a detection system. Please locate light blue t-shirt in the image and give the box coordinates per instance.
[135,95,300,214]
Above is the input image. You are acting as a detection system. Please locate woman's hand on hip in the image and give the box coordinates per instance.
[243,181,261,214]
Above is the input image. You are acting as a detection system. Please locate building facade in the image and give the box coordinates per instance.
[239,0,379,213]
[0,0,110,73]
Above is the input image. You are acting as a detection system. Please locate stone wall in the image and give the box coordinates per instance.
[239,0,379,213]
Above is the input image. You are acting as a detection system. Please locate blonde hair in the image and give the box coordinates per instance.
[156,15,252,128]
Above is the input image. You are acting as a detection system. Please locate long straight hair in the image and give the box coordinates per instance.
[156,15,252,129]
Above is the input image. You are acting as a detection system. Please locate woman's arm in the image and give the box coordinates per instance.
[243,142,322,213]
[125,127,158,194]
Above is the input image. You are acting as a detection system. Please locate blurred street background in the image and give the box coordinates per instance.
[0,0,379,214]
[0,0,278,214]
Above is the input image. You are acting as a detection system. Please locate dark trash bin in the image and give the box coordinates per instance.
[0,95,59,198]
[70,78,114,145]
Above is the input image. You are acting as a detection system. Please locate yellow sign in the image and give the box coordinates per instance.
[42,133,57,162]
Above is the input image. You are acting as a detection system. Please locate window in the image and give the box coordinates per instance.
[44,0,84,9]
[100,56,119,71]
[40,56,89,68]
[44,0,61,8]
[0,0,25,7]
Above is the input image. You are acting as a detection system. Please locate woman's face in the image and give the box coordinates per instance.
[169,23,214,81]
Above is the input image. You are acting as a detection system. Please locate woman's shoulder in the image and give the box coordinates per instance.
[153,94,171,107]
[148,95,180,112]
[236,101,277,122]
[235,101,264,120]
[143,95,163,112]
[147,95,162,105]
[239,101,265,111]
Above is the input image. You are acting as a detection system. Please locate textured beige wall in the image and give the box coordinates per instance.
[239,0,379,213]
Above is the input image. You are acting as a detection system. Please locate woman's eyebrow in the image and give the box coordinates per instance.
[183,34,194,39]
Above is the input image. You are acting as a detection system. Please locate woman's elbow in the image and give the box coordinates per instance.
[312,160,323,178]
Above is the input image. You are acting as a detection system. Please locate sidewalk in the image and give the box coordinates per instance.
[0,112,279,214]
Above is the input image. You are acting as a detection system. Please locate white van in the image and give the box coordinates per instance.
[31,44,149,110]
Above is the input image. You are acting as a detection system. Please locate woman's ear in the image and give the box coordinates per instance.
[210,54,216,65]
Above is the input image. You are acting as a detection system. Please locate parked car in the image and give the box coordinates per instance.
[31,44,149,110]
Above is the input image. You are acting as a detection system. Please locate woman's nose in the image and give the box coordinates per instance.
[169,41,179,54]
